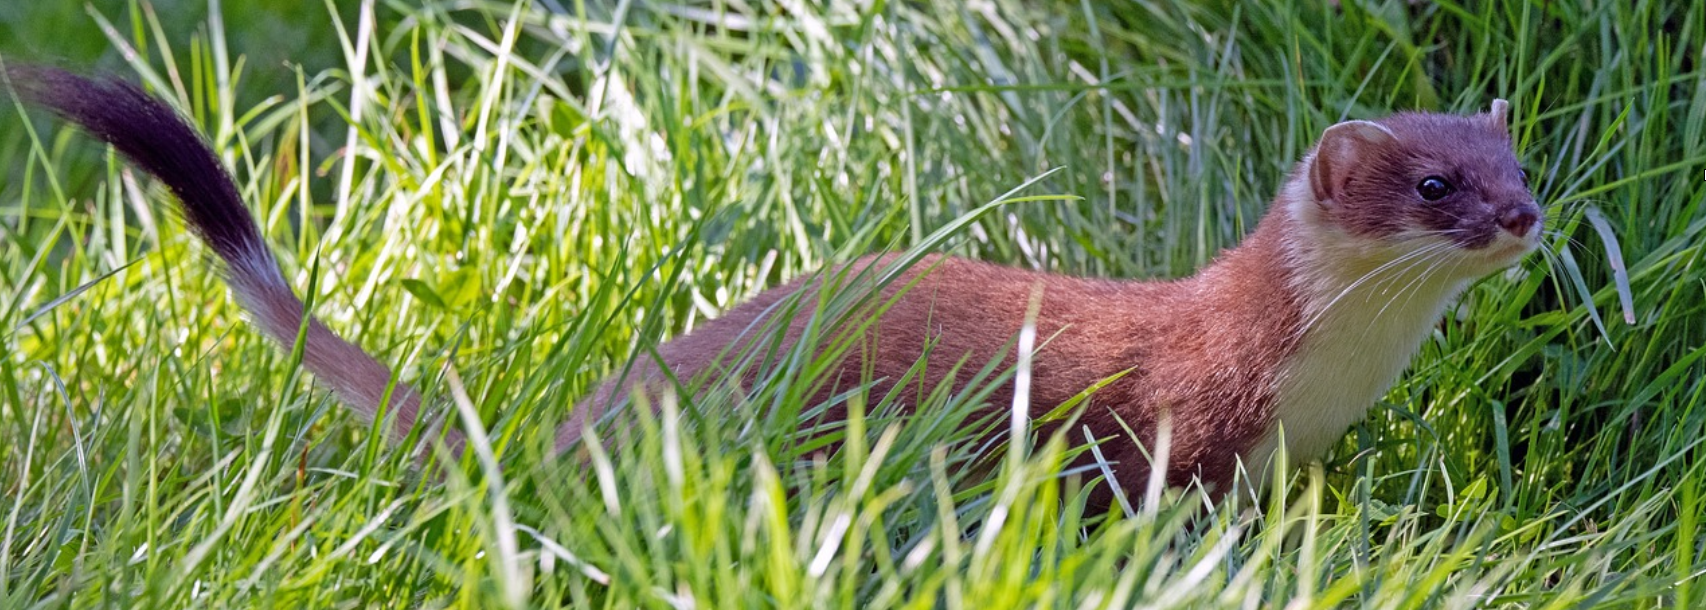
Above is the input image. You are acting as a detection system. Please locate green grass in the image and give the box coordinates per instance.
[3,0,1704,607]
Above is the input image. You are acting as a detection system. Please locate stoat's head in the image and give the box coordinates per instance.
[1298,100,1541,276]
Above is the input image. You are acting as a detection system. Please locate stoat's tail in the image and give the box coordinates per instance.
[7,66,455,451]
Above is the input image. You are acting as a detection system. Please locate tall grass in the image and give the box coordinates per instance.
[2,0,1703,607]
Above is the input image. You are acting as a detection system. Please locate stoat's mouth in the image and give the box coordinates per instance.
[1495,238,1539,257]
[1474,231,1542,268]
[1398,230,1537,278]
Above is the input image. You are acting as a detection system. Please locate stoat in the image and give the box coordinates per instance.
[11,67,1540,497]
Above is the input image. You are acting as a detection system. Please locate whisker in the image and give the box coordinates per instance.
[1374,246,1459,324]
[1393,228,1468,239]
[1300,241,1458,333]
[1365,243,1454,299]
[1540,229,1588,252]
[1332,245,1460,370]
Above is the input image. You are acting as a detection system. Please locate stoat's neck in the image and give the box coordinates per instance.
[1243,179,1473,473]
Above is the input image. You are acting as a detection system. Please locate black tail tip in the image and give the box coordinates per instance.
[4,62,94,111]
[3,62,157,137]
[6,61,266,267]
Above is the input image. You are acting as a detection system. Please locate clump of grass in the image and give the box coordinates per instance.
[2,0,1703,607]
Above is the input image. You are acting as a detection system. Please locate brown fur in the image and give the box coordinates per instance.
[567,238,1302,494]
[16,67,1535,504]
[561,101,1539,501]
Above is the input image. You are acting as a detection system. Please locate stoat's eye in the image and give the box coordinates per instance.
[1416,176,1453,201]
[1519,168,1530,188]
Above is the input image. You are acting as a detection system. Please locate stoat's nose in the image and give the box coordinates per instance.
[1498,203,1540,237]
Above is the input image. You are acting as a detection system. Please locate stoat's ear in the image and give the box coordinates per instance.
[1488,98,1510,134]
[1309,120,1397,205]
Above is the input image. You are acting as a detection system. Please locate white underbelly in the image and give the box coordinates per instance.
[1245,278,1466,480]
